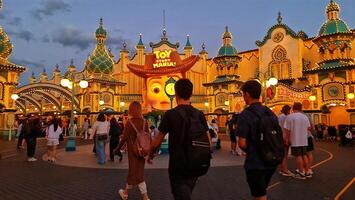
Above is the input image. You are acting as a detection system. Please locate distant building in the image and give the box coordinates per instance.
[12,0,354,131]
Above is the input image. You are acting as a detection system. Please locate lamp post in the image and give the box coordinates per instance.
[258,71,278,106]
[61,76,88,151]
[164,77,177,109]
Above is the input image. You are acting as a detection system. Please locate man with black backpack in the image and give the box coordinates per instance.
[148,78,212,200]
[237,80,284,200]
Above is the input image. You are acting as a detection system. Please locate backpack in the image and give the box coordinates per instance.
[248,106,285,166]
[129,119,152,158]
[177,107,211,177]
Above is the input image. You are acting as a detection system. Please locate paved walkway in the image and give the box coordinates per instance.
[0,141,354,200]
[45,141,244,169]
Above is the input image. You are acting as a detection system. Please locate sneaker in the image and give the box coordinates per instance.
[27,157,37,162]
[279,170,294,177]
[294,169,306,180]
[118,189,128,200]
[305,173,312,178]
[307,169,314,175]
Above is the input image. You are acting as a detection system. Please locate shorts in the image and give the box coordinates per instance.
[47,139,59,146]
[291,146,307,156]
[246,168,276,197]
[307,137,314,152]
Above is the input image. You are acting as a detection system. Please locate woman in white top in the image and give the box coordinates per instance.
[46,118,62,162]
[92,113,110,165]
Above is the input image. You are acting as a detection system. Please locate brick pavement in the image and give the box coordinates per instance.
[0,141,354,200]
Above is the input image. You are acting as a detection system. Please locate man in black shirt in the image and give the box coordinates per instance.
[237,80,278,200]
[148,78,211,200]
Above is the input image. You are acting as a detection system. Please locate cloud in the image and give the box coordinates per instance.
[11,57,45,69]
[51,26,92,50]
[7,17,22,26]
[31,0,70,20]
[51,26,133,52]
[41,34,51,43]
[7,29,36,42]
[0,10,23,26]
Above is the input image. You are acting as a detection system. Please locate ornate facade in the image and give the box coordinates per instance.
[0,3,26,138]
[12,0,355,130]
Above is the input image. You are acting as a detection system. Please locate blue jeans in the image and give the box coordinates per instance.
[96,139,106,164]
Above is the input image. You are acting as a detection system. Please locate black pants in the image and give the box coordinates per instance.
[26,137,37,157]
[246,168,276,197]
[17,134,24,148]
[169,174,198,200]
[92,136,96,153]
[109,139,119,160]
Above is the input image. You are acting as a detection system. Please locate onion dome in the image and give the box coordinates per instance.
[95,18,107,38]
[326,0,340,13]
[217,26,238,56]
[0,26,13,60]
[85,18,113,74]
[222,26,232,39]
[184,35,192,49]
[318,0,351,36]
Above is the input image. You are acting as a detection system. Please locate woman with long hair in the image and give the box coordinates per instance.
[109,117,122,162]
[46,118,62,162]
[92,113,110,165]
[26,117,41,162]
[115,101,150,200]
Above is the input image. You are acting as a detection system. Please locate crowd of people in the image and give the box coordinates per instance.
[13,78,340,200]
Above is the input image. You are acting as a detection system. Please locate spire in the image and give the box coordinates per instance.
[68,58,76,72]
[136,33,144,48]
[184,35,192,49]
[277,12,283,24]
[108,47,114,58]
[161,28,167,40]
[222,26,233,45]
[29,71,36,83]
[54,64,60,73]
[199,42,208,54]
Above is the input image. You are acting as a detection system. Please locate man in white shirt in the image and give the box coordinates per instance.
[284,102,311,179]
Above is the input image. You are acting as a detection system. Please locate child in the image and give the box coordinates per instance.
[88,126,94,140]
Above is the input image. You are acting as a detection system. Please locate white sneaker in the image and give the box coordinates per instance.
[118,189,128,200]
[27,157,37,162]
[307,169,314,175]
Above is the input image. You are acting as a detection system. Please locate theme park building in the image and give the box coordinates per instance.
[1,0,354,137]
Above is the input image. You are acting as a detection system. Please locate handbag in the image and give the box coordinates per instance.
[97,134,108,141]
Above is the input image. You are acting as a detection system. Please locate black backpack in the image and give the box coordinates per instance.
[248,106,284,166]
[177,107,211,177]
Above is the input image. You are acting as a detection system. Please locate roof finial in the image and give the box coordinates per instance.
[0,0,3,10]
[163,9,166,30]
[123,41,127,49]
[31,71,35,77]
[70,58,74,66]
[225,26,229,32]
[202,42,206,50]
[99,17,103,26]
[277,12,282,24]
